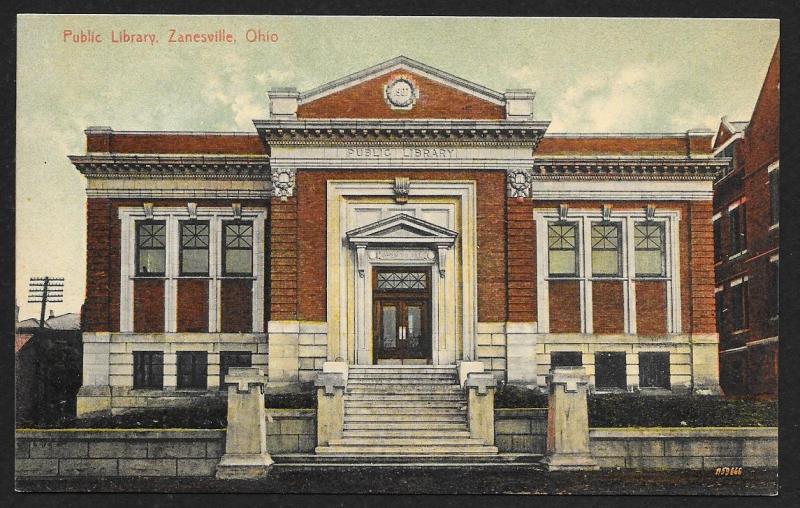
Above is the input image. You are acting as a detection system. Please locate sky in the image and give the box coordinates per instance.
[15,15,778,320]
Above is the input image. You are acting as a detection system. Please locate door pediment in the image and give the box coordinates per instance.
[346,213,458,246]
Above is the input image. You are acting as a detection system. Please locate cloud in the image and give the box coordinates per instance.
[547,62,696,132]
[507,65,541,90]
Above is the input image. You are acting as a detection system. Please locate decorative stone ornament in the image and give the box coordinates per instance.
[187,202,198,219]
[231,202,242,219]
[143,202,154,219]
[602,204,613,221]
[646,204,657,221]
[384,76,419,110]
[558,204,569,221]
[271,167,296,200]
[394,176,410,204]
[507,168,533,198]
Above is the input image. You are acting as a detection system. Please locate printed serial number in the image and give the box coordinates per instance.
[714,467,743,476]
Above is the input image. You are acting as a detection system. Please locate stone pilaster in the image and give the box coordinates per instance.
[543,366,598,471]
[465,371,497,446]
[216,367,273,479]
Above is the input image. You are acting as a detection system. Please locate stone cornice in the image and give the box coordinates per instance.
[254,119,549,147]
[69,154,271,180]
[531,157,729,180]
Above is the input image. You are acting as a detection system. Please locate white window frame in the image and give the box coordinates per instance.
[119,206,267,334]
[535,208,681,335]
[768,161,779,230]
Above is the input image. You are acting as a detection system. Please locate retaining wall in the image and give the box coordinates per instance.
[15,429,224,478]
[265,408,316,453]
[589,427,778,470]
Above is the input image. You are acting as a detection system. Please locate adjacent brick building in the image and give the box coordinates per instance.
[71,56,728,415]
[713,44,779,397]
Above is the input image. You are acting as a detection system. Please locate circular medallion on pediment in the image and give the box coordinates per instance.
[384,77,418,110]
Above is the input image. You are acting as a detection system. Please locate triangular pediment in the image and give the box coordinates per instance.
[346,213,458,244]
[296,56,507,120]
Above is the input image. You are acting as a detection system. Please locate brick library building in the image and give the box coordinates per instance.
[71,55,767,415]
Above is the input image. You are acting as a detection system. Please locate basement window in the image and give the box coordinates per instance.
[219,351,252,391]
[639,352,670,389]
[133,351,164,390]
[595,352,627,390]
[550,351,583,369]
[177,351,208,390]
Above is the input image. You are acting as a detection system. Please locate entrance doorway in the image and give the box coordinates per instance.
[372,267,432,364]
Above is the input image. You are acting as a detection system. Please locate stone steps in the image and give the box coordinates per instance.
[316,445,500,455]
[343,421,469,431]
[341,429,472,438]
[315,365,497,458]
[346,407,465,416]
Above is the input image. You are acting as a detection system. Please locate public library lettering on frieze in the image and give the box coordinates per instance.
[71,55,726,417]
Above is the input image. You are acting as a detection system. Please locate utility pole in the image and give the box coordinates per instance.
[27,277,64,328]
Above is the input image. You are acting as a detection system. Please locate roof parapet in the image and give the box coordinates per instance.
[504,89,535,121]
[268,87,299,120]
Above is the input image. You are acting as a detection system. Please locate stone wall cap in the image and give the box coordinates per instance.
[589,427,778,438]
[15,429,225,440]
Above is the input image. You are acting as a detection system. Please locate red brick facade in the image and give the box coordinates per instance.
[177,279,209,333]
[548,281,581,333]
[133,279,164,333]
[506,199,537,322]
[297,70,505,120]
[592,281,625,334]
[636,281,668,335]
[714,43,779,397]
[84,198,268,333]
[220,279,253,333]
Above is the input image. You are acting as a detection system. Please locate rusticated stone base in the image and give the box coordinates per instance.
[215,453,273,479]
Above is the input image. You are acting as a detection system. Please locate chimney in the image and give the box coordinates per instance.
[49,309,55,319]
[504,89,535,121]
[268,87,299,120]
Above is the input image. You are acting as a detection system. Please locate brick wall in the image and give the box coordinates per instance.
[592,281,625,334]
[220,279,253,333]
[687,201,717,334]
[177,279,209,332]
[292,169,507,323]
[133,280,165,333]
[507,198,537,322]
[636,281,667,335]
[269,198,298,321]
[84,198,266,333]
[297,70,505,120]
[548,280,581,333]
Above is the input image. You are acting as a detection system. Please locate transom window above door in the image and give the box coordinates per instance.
[376,271,428,290]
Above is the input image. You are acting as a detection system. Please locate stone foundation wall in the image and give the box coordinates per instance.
[534,333,715,393]
[494,408,547,454]
[476,322,507,382]
[15,429,224,478]
[589,427,778,469]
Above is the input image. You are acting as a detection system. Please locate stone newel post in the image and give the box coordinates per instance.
[543,366,598,471]
[315,362,348,448]
[216,367,273,479]
[464,369,497,445]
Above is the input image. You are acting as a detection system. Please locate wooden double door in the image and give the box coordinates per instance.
[372,267,432,363]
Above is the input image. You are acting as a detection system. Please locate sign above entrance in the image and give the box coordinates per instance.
[344,147,455,159]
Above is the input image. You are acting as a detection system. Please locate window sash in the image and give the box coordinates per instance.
[136,221,167,276]
[551,351,583,368]
[731,282,748,331]
[133,351,164,389]
[548,222,579,277]
[729,206,746,254]
[639,352,670,389]
[634,223,666,277]
[222,221,254,276]
[177,351,208,389]
[770,169,779,225]
[591,223,622,277]
[595,352,627,389]
[180,220,210,276]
